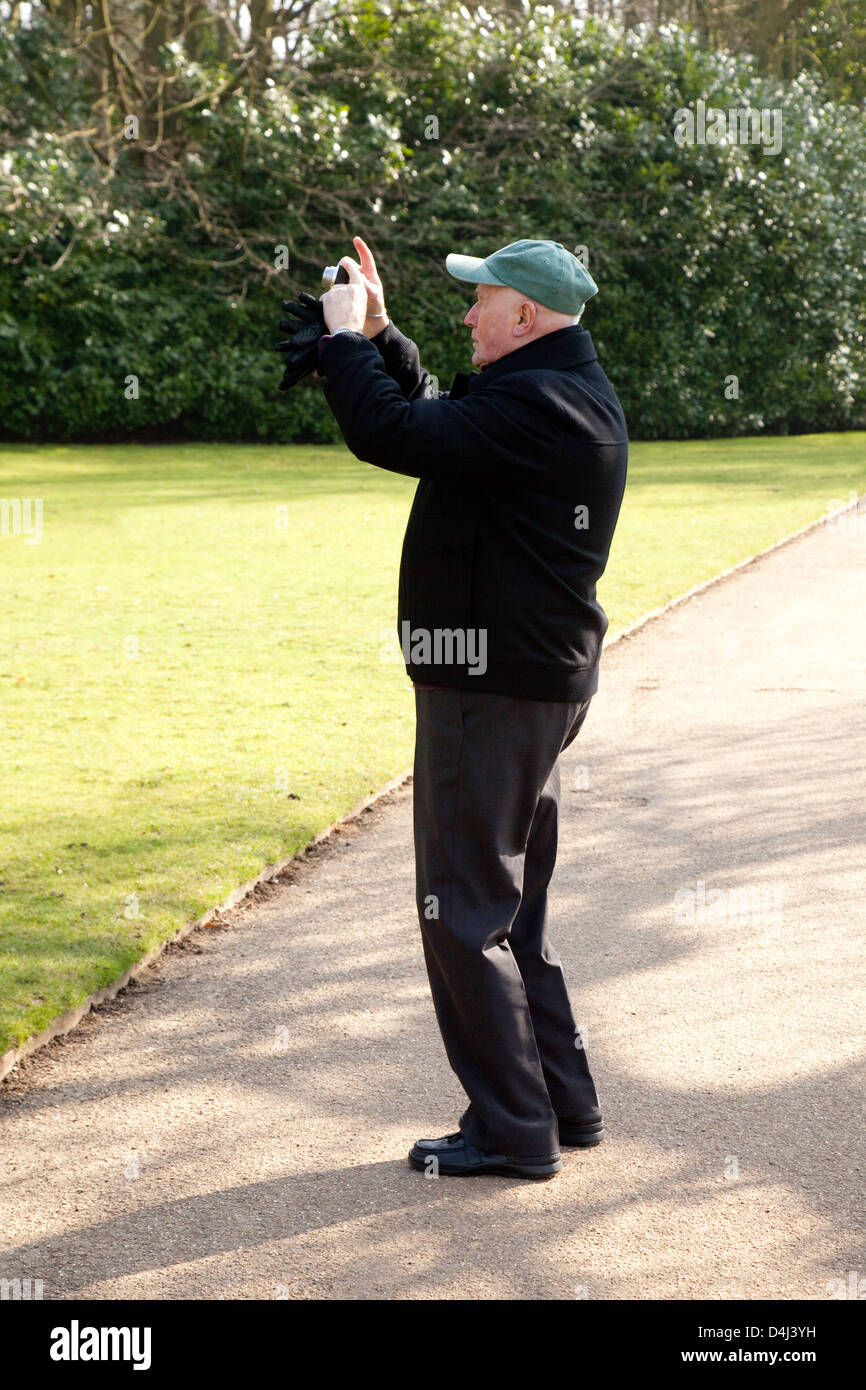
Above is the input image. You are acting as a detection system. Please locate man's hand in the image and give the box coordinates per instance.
[277,236,389,391]
[323,236,390,339]
[353,237,389,336]
[321,256,368,335]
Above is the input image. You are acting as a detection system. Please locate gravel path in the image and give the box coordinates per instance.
[2,517,864,1301]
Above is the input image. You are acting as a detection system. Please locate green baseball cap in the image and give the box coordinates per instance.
[445,238,598,316]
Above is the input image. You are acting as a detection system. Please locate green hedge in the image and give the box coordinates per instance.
[2,10,864,442]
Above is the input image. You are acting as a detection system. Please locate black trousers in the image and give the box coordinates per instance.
[413,686,601,1161]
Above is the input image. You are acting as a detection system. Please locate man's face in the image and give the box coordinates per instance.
[463,283,527,368]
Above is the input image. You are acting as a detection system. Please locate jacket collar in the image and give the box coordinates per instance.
[448,326,598,398]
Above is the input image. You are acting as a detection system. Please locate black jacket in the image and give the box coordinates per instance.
[318,319,628,701]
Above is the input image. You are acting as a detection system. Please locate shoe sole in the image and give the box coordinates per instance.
[559,1125,605,1148]
[408,1151,561,1179]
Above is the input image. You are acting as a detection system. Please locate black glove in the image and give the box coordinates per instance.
[275,291,326,391]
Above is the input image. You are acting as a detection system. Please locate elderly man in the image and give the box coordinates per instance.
[315,236,627,1179]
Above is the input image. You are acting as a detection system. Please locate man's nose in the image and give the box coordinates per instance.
[464,304,478,327]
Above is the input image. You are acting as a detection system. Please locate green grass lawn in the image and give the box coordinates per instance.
[1,434,864,1055]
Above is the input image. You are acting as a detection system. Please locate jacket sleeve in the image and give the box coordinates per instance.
[318,330,561,491]
[324,321,445,402]
[376,323,448,401]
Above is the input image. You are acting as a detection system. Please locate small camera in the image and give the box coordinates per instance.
[321,263,350,292]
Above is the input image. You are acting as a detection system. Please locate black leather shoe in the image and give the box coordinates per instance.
[558,1114,605,1147]
[408,1131,561,1179]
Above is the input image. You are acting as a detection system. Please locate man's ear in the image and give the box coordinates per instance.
[514,299,536,335]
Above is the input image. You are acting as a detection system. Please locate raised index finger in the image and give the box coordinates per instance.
[353,236,379,279]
